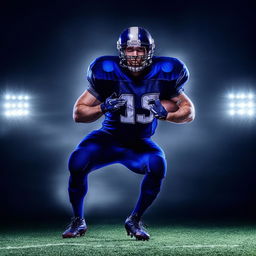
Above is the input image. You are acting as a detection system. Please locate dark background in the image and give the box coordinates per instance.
[1,0,256,224]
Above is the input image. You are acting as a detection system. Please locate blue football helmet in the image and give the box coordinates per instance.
[117,26,155,72]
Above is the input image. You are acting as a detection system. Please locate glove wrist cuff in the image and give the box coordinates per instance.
[100,103,107,114]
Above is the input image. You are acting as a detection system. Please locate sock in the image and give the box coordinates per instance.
[131,173,163,220]
[68,173,88,218]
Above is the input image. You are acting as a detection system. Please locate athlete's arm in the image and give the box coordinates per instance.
[165,92,195,124]
[73,90,103,123]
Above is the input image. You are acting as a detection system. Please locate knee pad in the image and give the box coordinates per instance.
[147,155,167,179]
[68,149,91,175]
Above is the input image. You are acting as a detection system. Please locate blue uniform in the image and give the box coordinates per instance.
[87,55,189,139]
[68,55,189,218]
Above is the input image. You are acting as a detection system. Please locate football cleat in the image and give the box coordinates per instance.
[124,214,150,241]
[62,217,87,238]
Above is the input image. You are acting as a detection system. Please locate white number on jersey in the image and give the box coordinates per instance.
[119,93,160,124]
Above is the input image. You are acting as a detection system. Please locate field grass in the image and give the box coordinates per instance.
[1,222,256,256]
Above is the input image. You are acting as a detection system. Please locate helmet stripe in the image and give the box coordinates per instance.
[129,26,139,41]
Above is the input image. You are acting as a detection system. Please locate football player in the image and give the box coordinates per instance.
[62,26,195,240]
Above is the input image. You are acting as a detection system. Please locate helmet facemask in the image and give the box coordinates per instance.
[118,45,154,72]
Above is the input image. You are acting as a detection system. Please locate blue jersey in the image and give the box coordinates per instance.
[86,56,189,139]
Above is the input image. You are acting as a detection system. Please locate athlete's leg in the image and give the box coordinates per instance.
[131,154,167,219]
[120,138,167,220]
[68,129,123,218]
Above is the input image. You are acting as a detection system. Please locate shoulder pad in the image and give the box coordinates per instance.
[149,56,189,83]
[88,56,119,79]
[153,56,185,73]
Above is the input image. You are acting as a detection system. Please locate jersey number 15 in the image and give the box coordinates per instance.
[119,93,160,124]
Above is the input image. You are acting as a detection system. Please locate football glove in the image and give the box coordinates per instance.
[148,99,168,120]
[100,92,126,114]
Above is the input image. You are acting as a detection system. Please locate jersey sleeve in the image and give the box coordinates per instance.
[86,62,105,102]
[174,64,189,95]
[163,59,189,99]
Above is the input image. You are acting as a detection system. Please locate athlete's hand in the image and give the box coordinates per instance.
[100,92,126,114]
[148,99,168,120]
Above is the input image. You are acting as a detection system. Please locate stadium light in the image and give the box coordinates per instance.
[228,93,235,99]
[227,92,255,118]
[2,93,30,118]
[227,93,255,117]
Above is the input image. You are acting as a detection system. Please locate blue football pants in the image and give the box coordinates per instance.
[68,128,167,219]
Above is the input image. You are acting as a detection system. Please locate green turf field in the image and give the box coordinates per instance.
[1,223,256,256]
